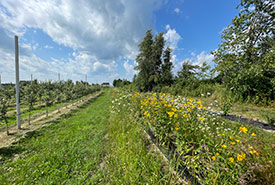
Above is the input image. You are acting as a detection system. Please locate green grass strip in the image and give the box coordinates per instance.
[0,91,109,184]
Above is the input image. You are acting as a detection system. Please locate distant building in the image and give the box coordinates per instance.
[102,82,110,87]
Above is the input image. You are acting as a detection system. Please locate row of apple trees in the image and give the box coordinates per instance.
[0,80,101,135]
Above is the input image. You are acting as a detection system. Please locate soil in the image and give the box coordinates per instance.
[0,92,102,148]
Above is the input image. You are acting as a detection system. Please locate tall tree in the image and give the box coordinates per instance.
[212,0,275,100]
[161,47,173,86]
[135,30,154,91]
[151,32,165,87]
[135,30,166,91]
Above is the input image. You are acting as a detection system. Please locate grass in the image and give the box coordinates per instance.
[199,94,275,123]
[0,91,109,184]
[106,89,180,184]
[0,89,177,184]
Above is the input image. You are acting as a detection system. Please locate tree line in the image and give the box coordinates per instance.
[114,0,274,103]
[0,80,101,135]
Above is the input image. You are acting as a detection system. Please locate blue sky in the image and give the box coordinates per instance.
[0,0,240,84]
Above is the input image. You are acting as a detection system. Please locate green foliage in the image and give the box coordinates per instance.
[135,30,154,91]
[113,78,131,87]
[24,81,38,124]
[0,88,11,134]
[172,61,212,96]
[221,96,233,116]
[212,0,275,101]
[262,113,275,126]
[161,47,173,86]
[0,80,101,130]
[135,30,173,91]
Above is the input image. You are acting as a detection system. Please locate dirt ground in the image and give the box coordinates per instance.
[0,92,102,148]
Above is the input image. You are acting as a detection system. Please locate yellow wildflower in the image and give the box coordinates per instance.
[229,157,234,162]
[212,156,216,160]
[216,153,219,156]
[171,108,177,112]
[168,104,172,107]
[220,133,225,136]
[230,142,236,145]
[237,153,246,162]
[168,112,174,118]
[175,127,179,131]
[187,108,191,112]
[237,140,240,143]
[251,133,256,137]
[191,105,196,109]
[222,144,227,149]
[240,126,248,133]
[174,114,178,118]
[200,117,205,121]
[230,136,234,140]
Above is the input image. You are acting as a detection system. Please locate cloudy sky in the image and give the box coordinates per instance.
[0,0,239,84]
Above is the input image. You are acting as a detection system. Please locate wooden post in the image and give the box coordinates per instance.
[15,35,21,129]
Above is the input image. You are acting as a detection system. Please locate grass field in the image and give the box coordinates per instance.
[0,90,175,184]
[0,92,108,184]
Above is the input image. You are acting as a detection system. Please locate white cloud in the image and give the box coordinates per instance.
[32,43,39,50]
[123,60,135,75]
[193,51,214,66]
[174,8,180,14]
[0,0,167,83]
[44,45,53,49]
[164,25,181,50]
[0,46,117,84]
[248,6,255,12]
[0,0,164,62]
[181,51,214,67]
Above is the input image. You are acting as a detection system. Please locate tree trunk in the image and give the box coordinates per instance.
[28,111,31,125]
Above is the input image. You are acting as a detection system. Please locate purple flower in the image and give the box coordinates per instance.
[240,179,245,184]
[201,144,207,149]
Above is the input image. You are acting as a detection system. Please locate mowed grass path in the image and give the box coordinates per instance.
[0,91,110,184]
